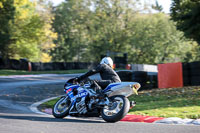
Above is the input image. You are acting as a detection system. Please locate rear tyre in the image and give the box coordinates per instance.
[101,95,130,122]
[52,96,71,118]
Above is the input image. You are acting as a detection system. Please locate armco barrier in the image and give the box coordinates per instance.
[117,70,133,81]
[117,70,158,90]
[131,64,158,72]
[182,62,190,86]
[117,64,158,90]
[53,62,65,70]
[0,58,29,70]
[189,62,200,86]
[9,59,21,70]
[30,62,98,71]
[20,59,29,70]
[147,72,158,89]
[31,62,41,71]
[0,58,98,71]
[182,61,200,86]
[132,71,148,88]
[158,62,183,88]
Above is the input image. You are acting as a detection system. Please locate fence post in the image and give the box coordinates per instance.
[126,64,131,70]
[158,62,183,88]
[28,62,32,72]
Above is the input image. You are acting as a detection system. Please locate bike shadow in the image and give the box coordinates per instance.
[0,113,106,123]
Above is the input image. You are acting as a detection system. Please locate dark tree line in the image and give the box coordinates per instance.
[170,0,200,44]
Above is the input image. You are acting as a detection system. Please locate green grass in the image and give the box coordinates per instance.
[39,98,59,109]
[40,86,200,119]
[129,86,200,119]
[0,69,88,76]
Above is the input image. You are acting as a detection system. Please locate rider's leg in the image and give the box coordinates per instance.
[95,80,113,90]
[90,80,113,95]
[90,80,101,93]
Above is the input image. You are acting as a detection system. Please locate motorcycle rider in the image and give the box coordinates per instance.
[75,57,121,92]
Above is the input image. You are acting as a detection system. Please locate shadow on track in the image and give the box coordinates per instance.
[0,114,105,124]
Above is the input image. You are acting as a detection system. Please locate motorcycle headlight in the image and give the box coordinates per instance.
[132,83,141,95]
[133,83,141,90]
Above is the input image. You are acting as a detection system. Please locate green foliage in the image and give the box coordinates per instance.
[34,0,57,62]
[0,0,15,58]
[51,0,141,62]
[51,0,91,62]
[128,86,200,119]
[85,0,140,61]
[127,13,198,64]
[170,0,200,44]
[152,0,163,12]
[51,0,199,64]
[0,0,56,62]
[1,0,199,63]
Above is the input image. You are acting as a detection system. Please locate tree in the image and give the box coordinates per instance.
[127,13,198,64]
[85,0,136,61]
[51,0,92,62]
[51,0,141,62]
[35,0,57,62]
[51,0,199,64]
[170,0,200,44]
[0,0,57,62]
[0,0,15,59]
[152,0,163,12]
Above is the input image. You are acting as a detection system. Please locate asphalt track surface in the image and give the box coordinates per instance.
[0,74,200,133]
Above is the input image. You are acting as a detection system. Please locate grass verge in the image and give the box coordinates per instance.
[129,86,200,119]
[0,69,88,76]
[40,86,200,119]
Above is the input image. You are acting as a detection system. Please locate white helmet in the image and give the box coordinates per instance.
[100,57,113,68]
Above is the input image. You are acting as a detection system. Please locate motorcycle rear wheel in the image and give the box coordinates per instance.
[101,95,130,122]
[52,96,71,118]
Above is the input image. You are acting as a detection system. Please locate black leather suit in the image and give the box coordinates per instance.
[79,64,121,89]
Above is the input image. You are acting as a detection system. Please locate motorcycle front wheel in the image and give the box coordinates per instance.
[101,95,130,122]
[52,96,71,118]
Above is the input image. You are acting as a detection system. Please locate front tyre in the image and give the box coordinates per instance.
[101,95,130,122]
[52,96,71,118]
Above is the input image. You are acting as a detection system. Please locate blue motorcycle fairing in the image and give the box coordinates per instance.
[64,84,89,108]
[103,83,121,93]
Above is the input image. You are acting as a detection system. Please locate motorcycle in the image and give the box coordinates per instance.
[52,78,140,122]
